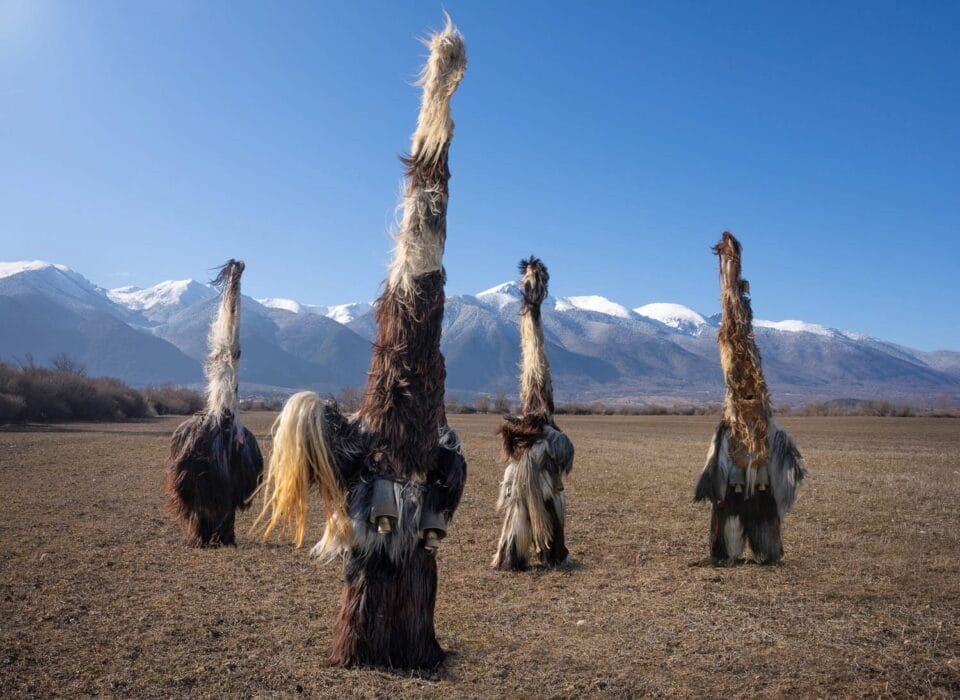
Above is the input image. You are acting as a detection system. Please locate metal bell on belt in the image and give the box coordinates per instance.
[369,479,399,534]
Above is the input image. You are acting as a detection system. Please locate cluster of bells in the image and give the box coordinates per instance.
[730,449,769,494]
[368,478,447,552]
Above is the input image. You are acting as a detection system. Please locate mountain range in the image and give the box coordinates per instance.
[1,260,958,406]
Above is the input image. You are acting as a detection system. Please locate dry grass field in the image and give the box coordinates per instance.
[1,413,958,697]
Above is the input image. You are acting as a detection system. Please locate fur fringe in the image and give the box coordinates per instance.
[387,18,467,298]
[493,423,574,570]
[694,420,807,563]
[695,420,806,512]
[518,257,554,417]
[206,259,244,418]
[253,392,351,551]
[165,411,263,546]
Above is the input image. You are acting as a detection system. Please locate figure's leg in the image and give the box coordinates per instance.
[181,512,203,547]
[541,497,570,567]
[194,514,217,547]
[710,504,744,566]
[494,536,527,571]
[331,549,444,669]
[214,510,237,547]
[744,493,783,564]
[492,502,531,571]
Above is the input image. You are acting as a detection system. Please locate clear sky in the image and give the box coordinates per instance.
[1,1,958,350]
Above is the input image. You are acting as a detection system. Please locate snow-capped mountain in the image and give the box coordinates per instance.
[555,295,636,319]
[0,261,199,383]
[1,261,126,318]
[1,260,958,405]
[109,279,215,312]
[109,279,217,323]
[257,297,325,315]
[635,302,712,335]
[258,298,374,324]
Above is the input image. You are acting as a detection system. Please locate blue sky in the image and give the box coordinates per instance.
[1,1,957,350]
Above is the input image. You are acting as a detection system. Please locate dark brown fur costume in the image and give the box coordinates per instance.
[254,21,468,670]
[165,260,263,546]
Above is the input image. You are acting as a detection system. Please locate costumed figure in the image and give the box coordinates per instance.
[695,232,806,565]
[493,257,574,571]
[255,18,467,668]
[166,259,263,546]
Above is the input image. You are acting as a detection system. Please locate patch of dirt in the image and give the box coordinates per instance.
[1,414,958,697]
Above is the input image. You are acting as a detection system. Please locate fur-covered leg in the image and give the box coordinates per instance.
[493,492,530,571]
[493,537,527,572]
[332,548,443,669]
[214,511,237,547]
[541,496,569,567]
[492,458,534,571]
[711,505,745,566]
[743,491,783,564]
[195,513,220,547]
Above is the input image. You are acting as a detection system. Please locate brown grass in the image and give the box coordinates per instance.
[1,415,958,697]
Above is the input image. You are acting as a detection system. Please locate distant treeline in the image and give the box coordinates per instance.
[0,356,204,423]
[776,398,959,418]
[3,365,955,425]
[445,393,958,418]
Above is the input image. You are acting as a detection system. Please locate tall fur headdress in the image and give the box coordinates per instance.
[714,232,771,457]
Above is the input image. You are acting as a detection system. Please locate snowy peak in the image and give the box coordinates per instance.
[258,297,373,324]
[476,281,523,311]
[324,302,373,324]
[754,319,838,337]
[0,260,72,279]
[0,260,115,312]
[259,297,313,314]
[555,295,635,319]
[109,279,215,311]
[635,303,711,335]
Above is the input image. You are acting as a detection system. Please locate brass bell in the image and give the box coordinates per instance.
[419,509,446,551]
[369,479,399,535]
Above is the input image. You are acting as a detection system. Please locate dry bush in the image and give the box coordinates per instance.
[144,384,205,415]
[238,397,285,412]
[0,392,26,423]
[0,360,150,423]
[783,398,924,417]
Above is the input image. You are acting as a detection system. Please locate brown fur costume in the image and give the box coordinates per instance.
[254,18,467,669]
[165,260,263,546]
[493,258,575,571]
[695,233,806,564]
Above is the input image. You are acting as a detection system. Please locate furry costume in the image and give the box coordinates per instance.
[493,258,575,571]
[255,18,467,669]
[695,233,806,564]
[165,260,263,546]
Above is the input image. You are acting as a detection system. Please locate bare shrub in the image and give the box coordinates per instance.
[238,397,285,411]
[0,360,151,423]
[0,392,26,423]
[144,384,205,415]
